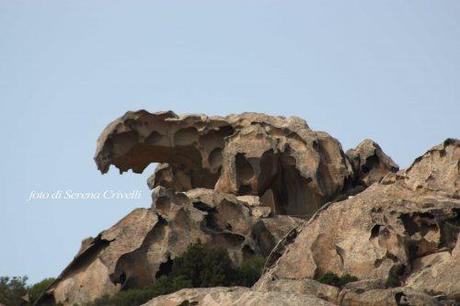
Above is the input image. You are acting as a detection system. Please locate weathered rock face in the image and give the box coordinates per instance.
[254,277,340,304]
[346,139,399,187]
[42,110,402,305]
[257,139,460,304]
[41,187,302,305]
[141,287,336,306]
[339,287,440,306]
[95,110,395,216]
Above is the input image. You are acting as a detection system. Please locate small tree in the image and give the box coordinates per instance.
[28,277,55,305]
[170,241,236,287]
[0,276,28,306]
[235,256,265,287]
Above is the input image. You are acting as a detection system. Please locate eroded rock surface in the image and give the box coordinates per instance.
[141,287,335,306]
[346,139,399,187]
[41,187,302,305]
[257,139,460,304]
[95,110,396,216]
[41,110,408,305]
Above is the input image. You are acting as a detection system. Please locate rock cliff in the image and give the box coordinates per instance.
[41,111,460,306]
[255,138,460,305]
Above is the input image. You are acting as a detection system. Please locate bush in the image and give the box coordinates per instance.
[1,242,265,306]
[317,272,341,287]
[0,276,28,306]
[28,277,55,305]
[386,264,405,288]
[87,275,192,306]
[86,242,266,306]
[317,272,358,287]
[0,276,60,306]
[235,255,265,287]
[170,242,235,287]
[338,274,359,287]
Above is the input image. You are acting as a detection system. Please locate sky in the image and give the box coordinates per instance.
[0,1,459,283]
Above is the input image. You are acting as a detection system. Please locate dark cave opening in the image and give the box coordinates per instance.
[255,150,321,216]
[155,256,174,279]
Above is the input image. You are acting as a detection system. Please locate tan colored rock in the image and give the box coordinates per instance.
[339,287,439,306]
[43,110,420,305]
[41,188,303,305]
[259,139,460,299]
[402,138,460,198]
[95,110,396,216]
[253,277,339,304]
[141,287,335,306]
[49,208,159,305]
[346,139,399,187]
[405,237,460,298]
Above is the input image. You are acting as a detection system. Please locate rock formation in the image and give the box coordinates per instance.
[39,187,302,305]
[346,138,399,187]
[39,110,407,305]
[94,110,396,216]
[141,286,335,306]
[255,139,460,305]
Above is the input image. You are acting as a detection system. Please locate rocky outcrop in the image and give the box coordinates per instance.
[257,139,460,304]
[141,287,335,306]
[41,110,402,305]
[254,277,340,303]
[40,187,302,305]
[95,110,396,216]
[339,287,440,306]
[346,139,399,187]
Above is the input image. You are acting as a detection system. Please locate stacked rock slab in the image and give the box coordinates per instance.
[39,110,399,305]
[255,139,460,305]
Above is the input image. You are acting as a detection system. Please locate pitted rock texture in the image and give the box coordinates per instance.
[257,139,460,304]
[141,287,335,306]
[346,139,399,187]
[95,110,396,216]
[42,110,407,305]
[40,187,302,305]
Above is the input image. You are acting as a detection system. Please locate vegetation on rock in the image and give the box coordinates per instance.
[85,242,265,306]
[0,276,56,306]
[317,272,358,288]
[385,264,405,288]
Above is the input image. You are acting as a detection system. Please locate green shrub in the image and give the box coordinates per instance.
[235,256,265,287]
[87,275,192,306]
[28,277,55,305]
[85,242,266,306]
[317,272,358,288]
[385,264,404,288]
[317,272,341,287]
[3,242,266,306]
[338,274,359,287]
[170,242,235,287]
[0,276,61,306]
[0,276,28,306]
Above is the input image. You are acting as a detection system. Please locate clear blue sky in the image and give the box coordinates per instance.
[1,1,459,283]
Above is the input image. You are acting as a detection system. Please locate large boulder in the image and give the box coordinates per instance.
[257,139,460,302]
[254,277,339,304]
[338,287,440,306]
[141,287,335,306]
